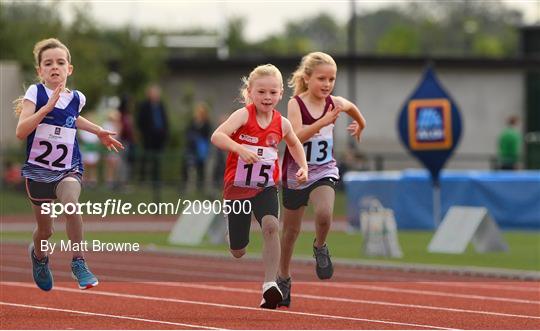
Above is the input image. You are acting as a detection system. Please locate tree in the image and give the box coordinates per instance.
[236,0,523,57]
[0,2,63,79]
[225,17,249,56]
[0,1,167,110]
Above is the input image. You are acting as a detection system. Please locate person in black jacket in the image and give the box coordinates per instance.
[137,84,169,185]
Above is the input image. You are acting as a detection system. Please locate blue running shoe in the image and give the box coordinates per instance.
[29,244,53,291]
[71,258,98,289]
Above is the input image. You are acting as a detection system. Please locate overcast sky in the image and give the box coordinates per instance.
[57,0,540,41]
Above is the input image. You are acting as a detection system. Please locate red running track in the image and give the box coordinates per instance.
[1,242,539,329]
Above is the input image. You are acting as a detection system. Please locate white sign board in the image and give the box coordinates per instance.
[168,212,225,246]
[428,206,508,254]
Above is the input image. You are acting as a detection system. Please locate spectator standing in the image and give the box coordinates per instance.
[181,102,212,192]
[498,115,522,170]
[137,84,169,185]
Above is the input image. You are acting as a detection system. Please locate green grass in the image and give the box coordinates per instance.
[0,187,348,218]
[1,186,209,214]
[3,186,538,271]
[2,230,538,271]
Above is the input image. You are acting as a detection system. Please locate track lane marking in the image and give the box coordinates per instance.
[3,255,537,303]
[4,248,538,290]
[3,266,538,321]
[0,301,223,330]
[318,282,540,305]
[1,281,454,330]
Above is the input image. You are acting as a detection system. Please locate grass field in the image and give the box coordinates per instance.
[2,230,539,271]
[1,186,348,218]
[3,187,539,271]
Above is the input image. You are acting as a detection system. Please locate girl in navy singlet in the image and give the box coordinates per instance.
[277,52,366,308]
[211,64,308,309]
[14,38,123,291]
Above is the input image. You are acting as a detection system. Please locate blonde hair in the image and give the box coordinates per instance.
[33,38,71,67]
[13,38,72,116]
[288,52,337,96]
[239,64,283,104]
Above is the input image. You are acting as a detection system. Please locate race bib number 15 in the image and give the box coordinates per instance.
[234,145,277,188]
[28,124,76,171]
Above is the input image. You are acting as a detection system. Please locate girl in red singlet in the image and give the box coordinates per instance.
[211,64,308,309]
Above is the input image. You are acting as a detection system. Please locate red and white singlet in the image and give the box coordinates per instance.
[223,104,283,199]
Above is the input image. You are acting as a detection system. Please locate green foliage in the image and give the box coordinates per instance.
[250,13,346,56]
[0,2,63,80]
[227,0,522,57]
[225,17,250,57]
[1,0,523,97]
[102,28,168,98]
[62,4,109,110]
[0,1,167,110]
[284,13,346,53]
[376,24,421,55]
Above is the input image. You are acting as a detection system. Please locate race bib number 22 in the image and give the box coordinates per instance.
[28,123,76,171]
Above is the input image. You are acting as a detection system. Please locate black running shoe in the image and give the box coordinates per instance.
[277,276,291,308]
[313,240,333,280]
[260,281,283,309]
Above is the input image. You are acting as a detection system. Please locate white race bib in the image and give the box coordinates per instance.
[304,137,333,165]
[28,123,76,171]
[234,145,277,188]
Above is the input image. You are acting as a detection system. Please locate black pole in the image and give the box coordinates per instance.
[347,0,357,148]
[347,0,357,101]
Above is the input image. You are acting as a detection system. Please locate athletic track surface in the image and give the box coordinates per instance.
[1,242,539,329]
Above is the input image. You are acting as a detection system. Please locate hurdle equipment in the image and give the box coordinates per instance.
[428,206,508,254]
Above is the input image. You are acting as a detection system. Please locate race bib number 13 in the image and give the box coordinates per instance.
[304,138,333,165]
[28,124,76,171]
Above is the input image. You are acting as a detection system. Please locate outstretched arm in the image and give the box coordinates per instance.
[333,96,366,142]
[282,118,308,184]
[77,116,124,152]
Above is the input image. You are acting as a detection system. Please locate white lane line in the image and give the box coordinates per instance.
[3,266,539,320]
[0,255,259,281]
[1,281,454,330]
[98,252,540,291]
[96,254,540,291]
[0,301,222,330]
[317,283,540,305]
[416,281,540,293]
[4,250,538,291]
[144,282,540,320]
[3,254,537,304]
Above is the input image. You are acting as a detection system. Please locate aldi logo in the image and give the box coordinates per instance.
[408,99,452,150]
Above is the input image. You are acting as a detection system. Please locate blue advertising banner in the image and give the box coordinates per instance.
[398,66,462,184]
